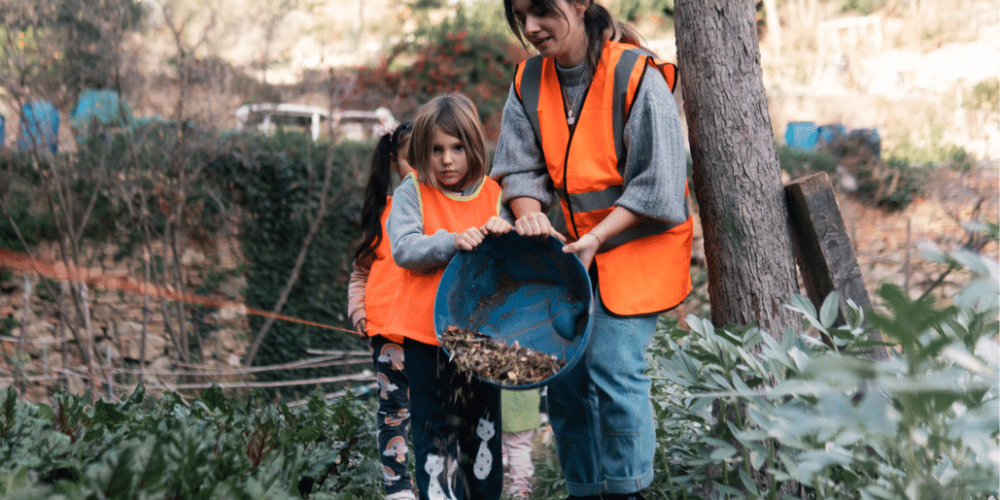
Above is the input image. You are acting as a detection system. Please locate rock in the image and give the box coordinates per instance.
[147,356,174,374]
[120,332,169,361]
[95,340,121,364]
[26,321,56,338]
[216,329,240,351]
[91,304,114,323]
[116,321,144,337]
[181,248,206,267]
[214,306,240,322]
[219,276,247,299]
[227,353,242,367]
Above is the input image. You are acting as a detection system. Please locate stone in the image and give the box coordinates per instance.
[219,276,247,299]
[181,248,206,267]
[116,321,144,337]
[91,304,114,323]
[95,340,121,365]
[216,329,239,351]
[147,356,174,374]
[120,332,169,361]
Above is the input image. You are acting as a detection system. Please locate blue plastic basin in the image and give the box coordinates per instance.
[434,232,593,390]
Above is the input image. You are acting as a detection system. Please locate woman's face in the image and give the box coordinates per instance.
[511,0,588,67]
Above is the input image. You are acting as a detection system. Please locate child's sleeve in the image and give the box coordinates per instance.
[387,176,458,272]
[346,259,369,330]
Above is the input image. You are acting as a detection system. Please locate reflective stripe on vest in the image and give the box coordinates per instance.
[388,174,503,345]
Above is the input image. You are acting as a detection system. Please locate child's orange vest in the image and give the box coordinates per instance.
[514,40,692,316]
[389,174,503,345]
[364,197,407,344]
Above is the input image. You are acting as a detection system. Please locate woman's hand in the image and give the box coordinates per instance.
[455,227,486,251]
[562,232,601,269]
[481,216,513,236]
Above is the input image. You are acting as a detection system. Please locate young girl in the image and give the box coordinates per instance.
[386,93,513,500]
[348,122,417,500]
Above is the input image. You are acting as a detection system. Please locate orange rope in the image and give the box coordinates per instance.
[0,248,361,336]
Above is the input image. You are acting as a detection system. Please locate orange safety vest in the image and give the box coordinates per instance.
[364,197,407,344]
[513,40,692,316]
[388,173,503,345]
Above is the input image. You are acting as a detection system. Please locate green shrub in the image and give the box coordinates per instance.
[533,231,999,499]
[855,156,926,212]
[968,78,999,112]
[776,144,837,178]
[0,384,383,499]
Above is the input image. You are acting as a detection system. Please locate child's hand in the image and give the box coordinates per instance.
[354,318,367,335]
[562,232,601,269]
[455,227,486,251]
[480,216,513,235]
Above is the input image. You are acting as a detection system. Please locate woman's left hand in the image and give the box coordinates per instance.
[481,216,513,236]
[562,232,600,269]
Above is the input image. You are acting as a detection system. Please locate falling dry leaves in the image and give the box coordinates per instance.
[441,325,566,385]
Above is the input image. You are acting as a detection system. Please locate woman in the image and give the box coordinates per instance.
[490,0,693,498]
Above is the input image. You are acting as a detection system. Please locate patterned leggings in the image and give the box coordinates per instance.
[371,335,413,496]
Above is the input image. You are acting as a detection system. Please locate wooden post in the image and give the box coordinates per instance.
[785,172,888,360]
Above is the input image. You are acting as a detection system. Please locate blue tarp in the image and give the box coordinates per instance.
[18,100,59,152]
[784,121,819,150]
[0,114,5,147]
[71,89,135,134]
[817,124,847,146]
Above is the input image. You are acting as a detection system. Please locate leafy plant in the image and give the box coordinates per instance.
[854,156,926,212]
[0,384,384,499]
[776,144,837,178]
[534,232,998,499]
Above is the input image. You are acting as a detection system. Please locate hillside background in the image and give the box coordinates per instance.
[1,0,998,159]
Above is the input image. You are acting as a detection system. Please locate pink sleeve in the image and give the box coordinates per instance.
[347,259,370,329]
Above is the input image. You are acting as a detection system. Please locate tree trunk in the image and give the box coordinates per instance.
[675,0,801,337]
[676,1,802,495]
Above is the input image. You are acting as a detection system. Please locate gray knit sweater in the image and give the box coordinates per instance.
[387,175,514,272]
[490,59,688,225]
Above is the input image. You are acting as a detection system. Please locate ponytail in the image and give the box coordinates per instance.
[582,2,650,70]
[354,133,395,268]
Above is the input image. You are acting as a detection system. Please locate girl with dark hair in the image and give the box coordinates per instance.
[491,0,693,499]
[386,92,514,500]
[347,121,417,500]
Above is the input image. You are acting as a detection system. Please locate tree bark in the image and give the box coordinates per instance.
[675,1,802,495]
[675,0,801,336]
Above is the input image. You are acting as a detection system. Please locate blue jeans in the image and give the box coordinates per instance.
[546,290,659,496]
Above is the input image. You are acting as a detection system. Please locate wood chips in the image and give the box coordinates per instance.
[441,325,566,385]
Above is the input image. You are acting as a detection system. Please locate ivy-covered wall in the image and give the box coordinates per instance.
[207,132,371,398]
[1,127,373,401]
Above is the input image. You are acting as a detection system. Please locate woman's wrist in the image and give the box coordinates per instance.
[588,231,603,245]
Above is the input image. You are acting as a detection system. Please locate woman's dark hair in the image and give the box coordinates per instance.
[503,0,648,71]
[354,122,413,268]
